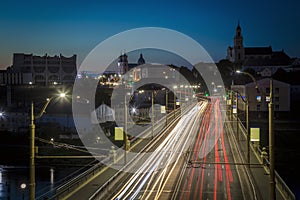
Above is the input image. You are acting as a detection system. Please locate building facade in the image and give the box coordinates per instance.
[0,71,32,85]
[231,78,290,112]
[4,53,77,85]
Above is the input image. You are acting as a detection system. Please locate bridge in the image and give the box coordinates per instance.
[37,97,295,200]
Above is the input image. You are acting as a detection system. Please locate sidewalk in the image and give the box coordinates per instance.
[227,117,295,200]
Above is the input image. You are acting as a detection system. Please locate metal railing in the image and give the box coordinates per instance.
[49,104,192,199]
[88,103,197,200]
[237,117,296,200]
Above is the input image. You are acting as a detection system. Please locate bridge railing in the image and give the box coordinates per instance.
[88,102,198,200]
[237,117,296,200]
[50,103,192,199]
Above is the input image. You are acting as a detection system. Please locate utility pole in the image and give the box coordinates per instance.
[230,91,233,121]
[124,94,128,164]
[173,92,176,118]
[269,79,275,200]
[151,91,154,139]
[246,100,250,165]
[29,102,35,200]
[236,92,239,141]
[232,90,250,165]
[28,93,66,200]
[166,90,168,125]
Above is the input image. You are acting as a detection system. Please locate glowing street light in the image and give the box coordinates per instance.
[236,70,275,199]
[236,70,259,90]
[29,92,67,200]
[59,93,66,98]
[131,107,137,114]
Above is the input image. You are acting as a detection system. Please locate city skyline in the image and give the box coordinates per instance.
[0,0,300,69]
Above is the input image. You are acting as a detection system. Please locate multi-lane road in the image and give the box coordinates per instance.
[110,101,207,200]
[108,98,257,200]
[172,98,247,200]
[63,98,261,200]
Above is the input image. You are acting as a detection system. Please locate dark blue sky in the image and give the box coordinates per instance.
[0,0,299,69]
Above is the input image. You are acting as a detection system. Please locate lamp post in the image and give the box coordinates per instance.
[151,91,154,139]
[236,70,259,90]
[236,70,275,199]
[246,100,249,165]
[173,86,177,118]
[269,79,275,200]
[29,101,35,200]
[235,92,239,141]
[29,93,66,200]
[230,91,233,121]
[165,89,168,125]
[124,94,128,164]
[231,90,249,164]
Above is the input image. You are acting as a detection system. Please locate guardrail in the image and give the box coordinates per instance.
[237,117,296,200]
[52,161,105,199]
[88,103,197,200]
[50,103,193,199]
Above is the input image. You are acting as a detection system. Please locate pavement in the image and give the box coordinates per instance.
[228,116,294,200]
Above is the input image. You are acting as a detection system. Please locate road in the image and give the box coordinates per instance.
[109,97,257,200]
[109,101,208,200]
[61,97,293,200]
[173,97,247,200]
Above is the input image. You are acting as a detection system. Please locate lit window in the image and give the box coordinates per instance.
[256,96,261,102]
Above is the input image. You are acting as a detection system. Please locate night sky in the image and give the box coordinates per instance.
[0,0,299,69]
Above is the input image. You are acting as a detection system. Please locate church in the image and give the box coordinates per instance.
[226,22,291,68]
[117,53,145,75]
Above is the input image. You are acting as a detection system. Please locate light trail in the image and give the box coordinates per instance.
[150,101,208,199]
[178,97,235,200]
[178,100,212,200]
[112,101,207,200]
[217,99,233,200]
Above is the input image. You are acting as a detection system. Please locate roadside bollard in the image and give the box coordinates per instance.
[125,136,130,151]
[109,146,117,163]
[261,147,268,166]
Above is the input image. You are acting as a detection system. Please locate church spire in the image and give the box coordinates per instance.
[137,53,145,65]
[236,20,242,35]
[233,20,244,62]
[237,20,241,30]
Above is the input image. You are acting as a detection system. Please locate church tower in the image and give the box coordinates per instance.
[233,21,245,62]
[137,53,145,65]
[117,53,129,75]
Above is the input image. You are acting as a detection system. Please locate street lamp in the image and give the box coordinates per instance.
[235,91,239,141]
[269,79,275,200]
[162,87,168,125]
[231,90,249,164]
[29,92,66,200]
[151,91,154,139]
[59,93,66,98]
[236,70,275,199]
[173,86,178,118]
[236,70,259,91]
